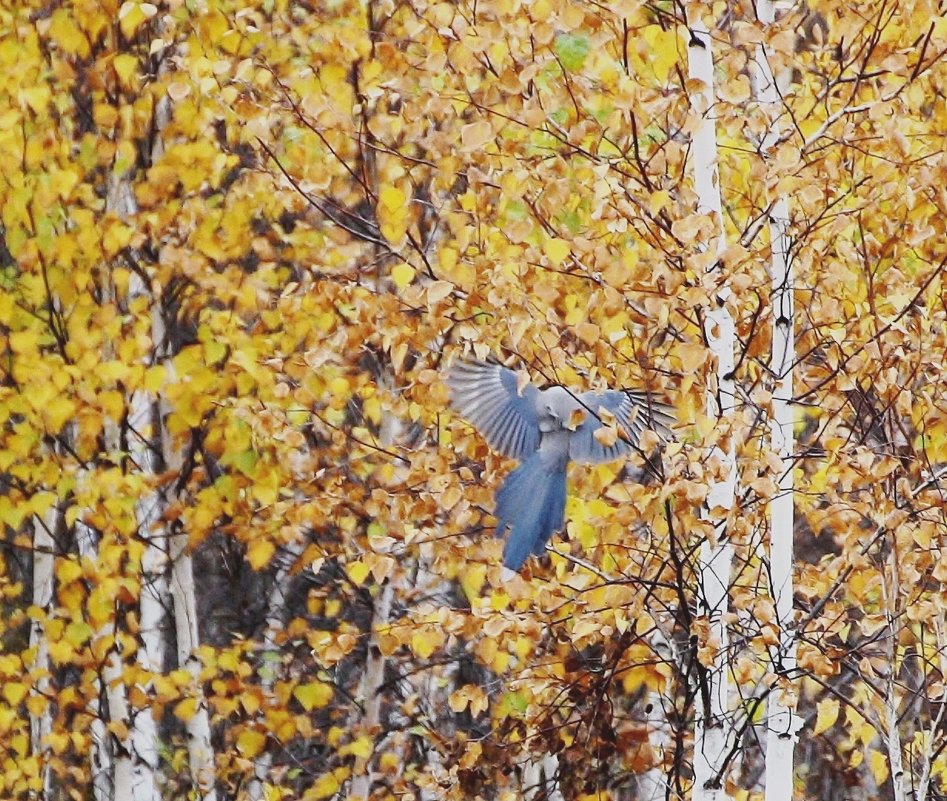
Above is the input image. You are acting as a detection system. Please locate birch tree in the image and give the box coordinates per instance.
[4,1,947,800]
[29,503,60,800]
[747,2,803,798]
[685,9,738,800]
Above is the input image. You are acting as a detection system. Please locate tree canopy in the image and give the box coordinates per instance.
[2,0,947,799]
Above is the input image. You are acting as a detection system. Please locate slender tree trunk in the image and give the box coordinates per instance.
[169,530,219,800]
[686,10,737,801]
[348,580,395,801]
[75,519,128,801]
[160,365,217,799]
[636,635,675,801]
[749,3,802,799]
[411,563,460,801]
[30,503,61,800]
[917,617,947,801]
[883,547,907,801]
[108,163,164,801]
[148,54,219,798]
[523,755,565,801]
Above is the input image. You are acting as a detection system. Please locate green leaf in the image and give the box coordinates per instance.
[231,448,258,476]
[554,34,591,72]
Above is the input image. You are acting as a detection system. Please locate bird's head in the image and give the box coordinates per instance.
[539,386,579,433]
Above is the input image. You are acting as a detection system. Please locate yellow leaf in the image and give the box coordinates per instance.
[449,688,470,713]
[869,750,889,786]
[99,390,125,420]
[378,185,405,211]
[236,729,266,758]
[46,732,70,755]
[348,734,374,759]
[391,263,415,290]
[9,329,38,354]
[329,376,349,398]
[813,698,839,735]
[173,697,198,722]
[55,559,82,585]
[30,491,56,517]
[293,682,333,711]
[678,342,708,373]
[26,693,46,717]
[913,526,931,549]
[642,24,680,82]
[426,281,453,304]
[593,425,618,447]
[247,539,275,571]
[312,772,341,800]
[602,260,630,288]
[19,86,51,114]
[118,2,148,39]
[103,222,133,257]
[459,563,486,601]
[144,366,166,393]
[543,238,570,266]
[50,11,90,57]
[410,630,437,659]
[87,586,114,628]
[650,189,671,215]
[461,121,494,151]
[439,247,458,273]
[2,683,27,706]
[65,621,92,648]
[113,54,139,88]
[347,560,370,586]
[42,396,75,434]
[490,592,510,611]
[575,321,600,346]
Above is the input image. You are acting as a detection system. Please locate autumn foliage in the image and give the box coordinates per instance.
[1,0,947,799]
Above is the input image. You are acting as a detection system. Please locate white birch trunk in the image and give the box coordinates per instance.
[918,618,947,801]
[128,396,165,801]
[75,521,125,801]
[107,163,164,801]
[748,3,802,799]
[884,674,906,801]
[637,631,676,801]
[169,535,219,800]
[159,362,218,800]
[686,10,737,801]
[347,398,408,801]
[883,547,907,801]
[147,59,218,797]
[522,755,565,801]
[30,504,60,800]
[412,564,459,801]
[348,580,395,801]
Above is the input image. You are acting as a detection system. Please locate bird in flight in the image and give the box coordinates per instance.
[448,359,673,569]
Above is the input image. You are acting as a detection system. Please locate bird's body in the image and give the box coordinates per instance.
[494,448,568,571]
[448,359,673,569]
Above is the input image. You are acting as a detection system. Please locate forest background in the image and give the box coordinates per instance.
[1,0,947,800]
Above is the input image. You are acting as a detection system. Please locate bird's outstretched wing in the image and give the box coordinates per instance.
[447,360,542,460]
[569,389,675,464]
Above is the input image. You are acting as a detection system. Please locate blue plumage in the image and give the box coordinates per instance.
[447,359,672,570]
[495,450,568,569]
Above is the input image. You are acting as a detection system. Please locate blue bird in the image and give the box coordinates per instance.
[448,359,673,569]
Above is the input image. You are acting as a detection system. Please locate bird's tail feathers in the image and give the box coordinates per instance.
[494,453,568,570]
